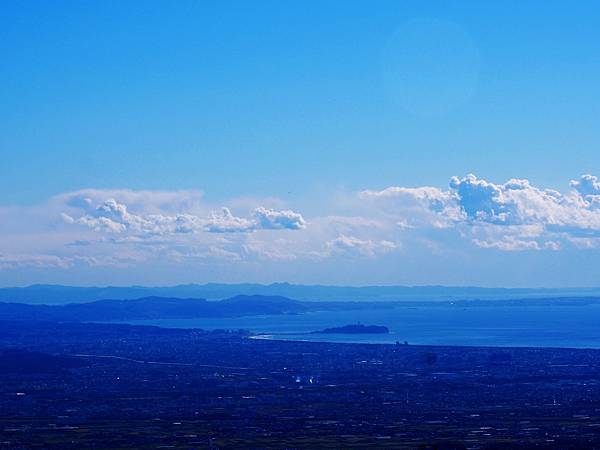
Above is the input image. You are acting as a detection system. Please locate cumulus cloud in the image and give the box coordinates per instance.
[359,186,454,215]
[571,174,600,198]
[253,207,306,230]
[64,200,306,236]
[204,207,306,232]
[204,207,255,233]
[449,174,600,234]
[450,174,569,226]
[360,174,600,251]
[359,185,463,228]
[450,174,507,222]
[570,174,600,210]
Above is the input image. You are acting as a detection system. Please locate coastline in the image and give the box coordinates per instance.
[248,333,600,350]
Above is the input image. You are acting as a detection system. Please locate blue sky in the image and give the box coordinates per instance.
[2,1,600,287]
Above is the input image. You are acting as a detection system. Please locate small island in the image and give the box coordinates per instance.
[311,324,389,334]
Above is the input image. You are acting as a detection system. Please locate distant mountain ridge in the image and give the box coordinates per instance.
[1,294,600,323]
[2,283,600,305]
[0,295,309,322]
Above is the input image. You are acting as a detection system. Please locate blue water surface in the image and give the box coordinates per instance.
[118,304,600,348]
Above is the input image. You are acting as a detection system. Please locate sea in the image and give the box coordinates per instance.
[119,303,600,349]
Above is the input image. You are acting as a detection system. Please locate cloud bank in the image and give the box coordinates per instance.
[361,174,600,251]
[3,175,600,284]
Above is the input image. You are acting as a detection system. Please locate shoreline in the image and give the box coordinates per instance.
[247,333,600,351]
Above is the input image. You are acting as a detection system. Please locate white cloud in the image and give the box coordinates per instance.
[450,174,573,226]
[204,207,306,232]
[53,176,600,263]
[359,174,600,252]
[243,239,299,261]
[205,208,254,233]
[253,207,306,230]
[472,237,560,252]
[0,254,136,270]
[59,189,205,215]
[64,199,305,235]
[571,174,600,198]
[0,254,73,269]
[4,176,600,282]
[359,185,463,228]
[325,234,397,257]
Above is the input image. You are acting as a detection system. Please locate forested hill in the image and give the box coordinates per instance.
[0,295,308,322]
